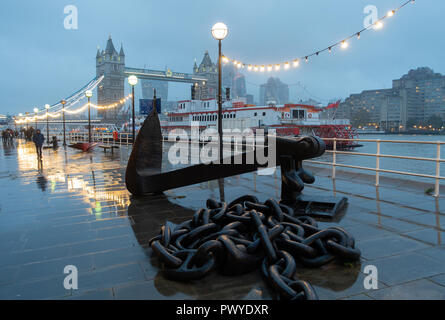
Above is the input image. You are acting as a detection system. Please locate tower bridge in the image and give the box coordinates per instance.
[96,36,213,119]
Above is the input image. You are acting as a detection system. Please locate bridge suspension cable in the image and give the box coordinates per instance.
[15,91,133,124]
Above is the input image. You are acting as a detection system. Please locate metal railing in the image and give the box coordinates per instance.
[45,132,445,196]
[306,138,445,197]
[55,131,134,146]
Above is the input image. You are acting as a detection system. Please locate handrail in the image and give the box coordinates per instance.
[61,132,444,196]
[306,137,443,197]
[321,137,445,145]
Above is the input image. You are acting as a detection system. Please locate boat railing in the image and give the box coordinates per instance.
[281,119,351,125]
[305,137,445,197]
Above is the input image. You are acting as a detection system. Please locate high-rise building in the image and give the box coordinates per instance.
[259,77,289,105]
[338,89,392,124]
[393,67,445,123]
[140,79,168,101]
[222,64,247,99]
[96,36,125,120]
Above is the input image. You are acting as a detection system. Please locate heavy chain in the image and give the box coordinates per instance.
[149,195,361,300]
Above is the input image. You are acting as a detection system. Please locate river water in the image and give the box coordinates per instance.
[315,134,445,184]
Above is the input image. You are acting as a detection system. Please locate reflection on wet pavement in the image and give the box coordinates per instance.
[0,139,444,299]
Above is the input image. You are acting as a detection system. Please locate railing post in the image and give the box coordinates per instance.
[332,138,337,180]
[434,141,441,197]
[375,139,381,187]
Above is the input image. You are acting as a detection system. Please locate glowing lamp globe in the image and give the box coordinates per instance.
[85,90,93,98]
[45,104,50,109]
[211,22,228,40]
[33,108,38,113]
[128,75,138,86]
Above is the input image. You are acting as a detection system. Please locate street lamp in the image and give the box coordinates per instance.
[85,90,93,143]
[61,100,67,146]
[128,75,138,144]
[211,22,228,162]
[45,104,50,144]
[33,107,38,130]
[18,114,23,133]
[25,112,29,133]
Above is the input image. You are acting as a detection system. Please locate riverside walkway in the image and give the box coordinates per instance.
[0,139,444,299]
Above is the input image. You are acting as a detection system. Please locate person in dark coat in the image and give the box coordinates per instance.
[33,129,45,159]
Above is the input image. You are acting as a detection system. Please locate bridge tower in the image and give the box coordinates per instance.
[96,36,126,120]
[193,51,218,100]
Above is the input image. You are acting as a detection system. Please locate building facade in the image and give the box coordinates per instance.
[338,67,445,130]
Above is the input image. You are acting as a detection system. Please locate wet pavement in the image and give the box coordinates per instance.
[0,139,444,300]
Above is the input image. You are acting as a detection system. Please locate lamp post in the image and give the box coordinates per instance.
[85,90,93,143]
[33,108,38,130]
[45,104,50,144]
[25,112,29,132]
[128,75,138,144]
[61,100,67,146]
[18,113,22,132]
[211,22,228,162]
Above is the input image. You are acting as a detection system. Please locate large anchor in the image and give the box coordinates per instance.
[125,108,347,218]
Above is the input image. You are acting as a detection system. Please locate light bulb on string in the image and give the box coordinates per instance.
[341,40,349,49]
[292,59,299,67]
[247,65,252,71]
[275,64,280,71]
[284,62,290,70]
[387,10,395,17]
[375,21,384,29]
[260,65,265,72]
[267,65,273,72]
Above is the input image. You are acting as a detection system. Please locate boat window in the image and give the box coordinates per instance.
[254,112,257,116]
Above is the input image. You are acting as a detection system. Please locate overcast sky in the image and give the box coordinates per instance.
[0,0,442,115]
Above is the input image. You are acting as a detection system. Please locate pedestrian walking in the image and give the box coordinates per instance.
[32,129,45,159]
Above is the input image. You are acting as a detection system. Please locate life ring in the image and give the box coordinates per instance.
[284,112,290,119]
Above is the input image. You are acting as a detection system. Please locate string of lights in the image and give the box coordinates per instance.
[15,92,133,124]
[90,94,133,110]
[222,0,415,72]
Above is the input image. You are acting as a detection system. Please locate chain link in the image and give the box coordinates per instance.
[150,195,361,300]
